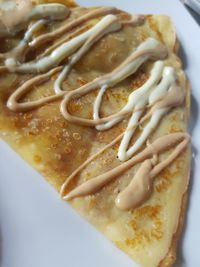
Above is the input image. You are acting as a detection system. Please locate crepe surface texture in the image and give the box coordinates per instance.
[0,1,190,267]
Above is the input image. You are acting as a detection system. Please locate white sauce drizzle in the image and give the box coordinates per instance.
[29,4,70,21]
[91,59,181,162]
[118,66,178,161]
[5,15,121,73]
[149,67,176,104]
[1,19,47,61]
[54,15,121,94]
[93,47,165,132]
[0,3,70,37]
[59,38,167,127]
[94,61,164,133]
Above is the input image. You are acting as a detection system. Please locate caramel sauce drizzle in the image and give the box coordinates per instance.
[64,133,190,206]
[29,7,121,48]
[1,3,190,211]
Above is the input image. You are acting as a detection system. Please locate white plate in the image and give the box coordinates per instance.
[0,1,200,267]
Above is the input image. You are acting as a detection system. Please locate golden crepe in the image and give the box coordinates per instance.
[0,1,190,266]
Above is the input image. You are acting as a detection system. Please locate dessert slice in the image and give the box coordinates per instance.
[0,1,190,266]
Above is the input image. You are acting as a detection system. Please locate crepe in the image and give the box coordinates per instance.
[0,1,190,267]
